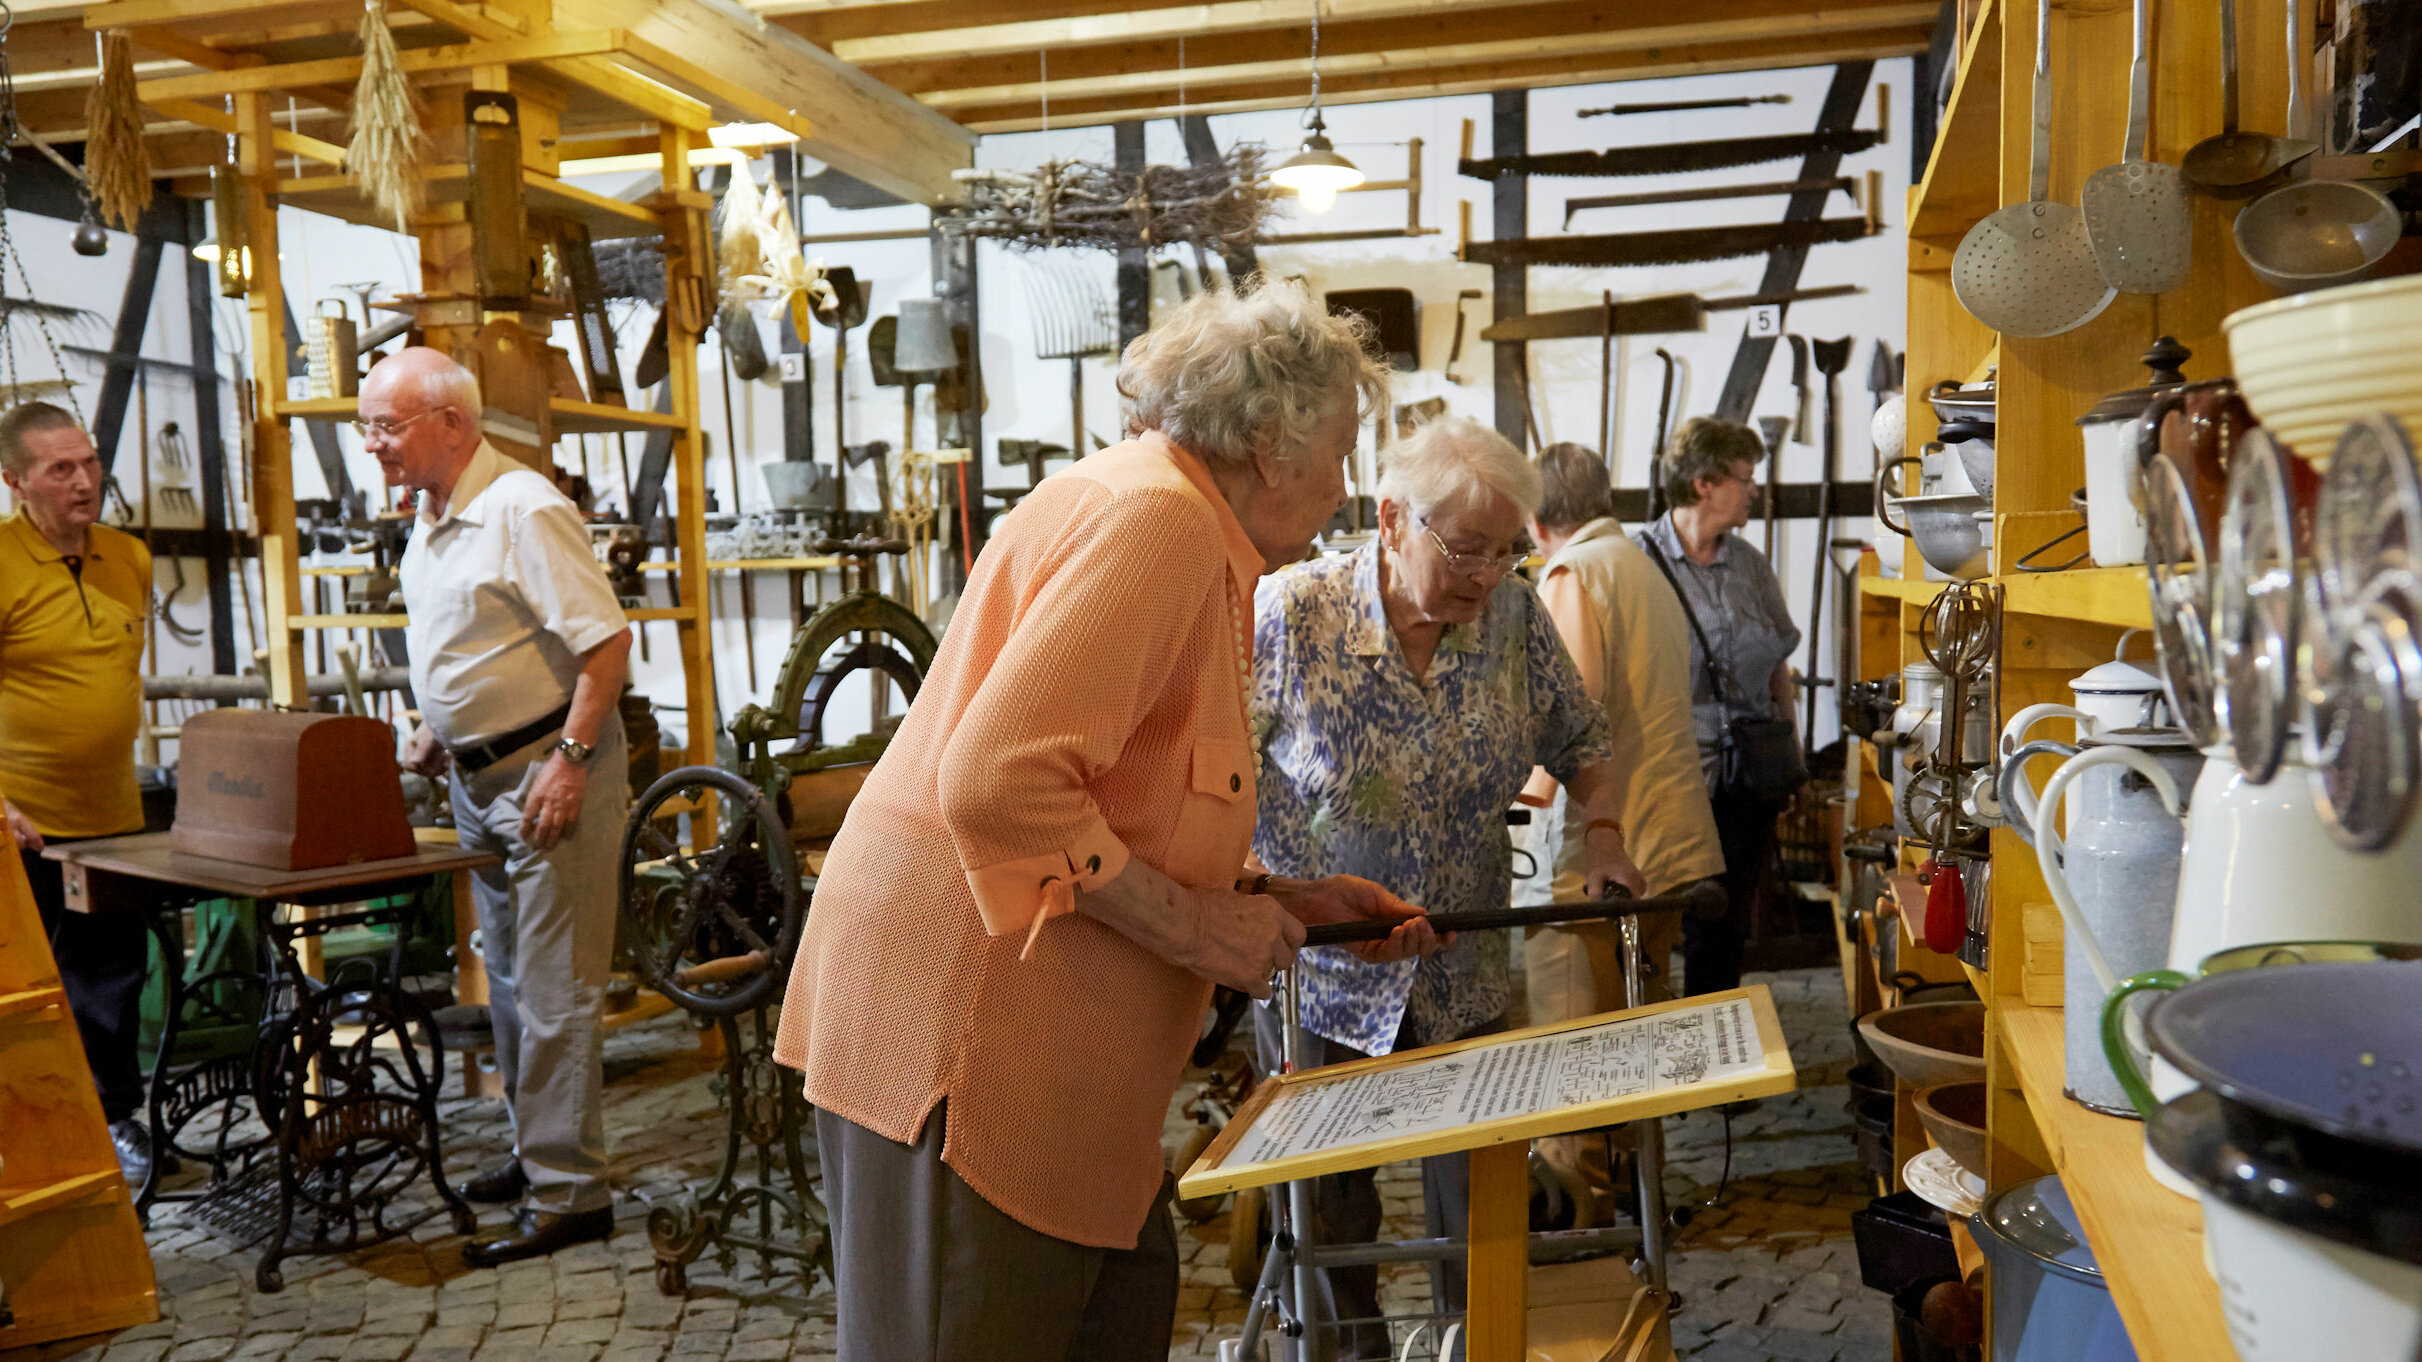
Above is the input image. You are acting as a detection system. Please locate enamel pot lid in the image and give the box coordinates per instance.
[1975,1176,2107,1284]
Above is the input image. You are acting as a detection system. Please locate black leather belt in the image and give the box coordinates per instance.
[449,702,573,774]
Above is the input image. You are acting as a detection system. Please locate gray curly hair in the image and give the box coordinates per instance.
[1377,415,1542,519]
[1118,278,1389,469]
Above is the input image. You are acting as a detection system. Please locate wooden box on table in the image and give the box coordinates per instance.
[171,710,416,870]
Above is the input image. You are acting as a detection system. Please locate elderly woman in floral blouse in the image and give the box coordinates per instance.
[1250,415,1647,1356]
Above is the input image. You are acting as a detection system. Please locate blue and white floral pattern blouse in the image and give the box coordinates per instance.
[1250,540,1616,1056]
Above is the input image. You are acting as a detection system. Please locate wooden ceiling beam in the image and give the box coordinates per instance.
[958,36,1923,132]
[909,2,1935,108]
[133,29,627,103]
[829,0,1569,66]
[565,0,974,204]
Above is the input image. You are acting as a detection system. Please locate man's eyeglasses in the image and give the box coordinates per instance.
[349,408,445,439]
[1420,517,1531,577]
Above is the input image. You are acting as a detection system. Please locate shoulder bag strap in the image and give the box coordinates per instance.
[1641,533,1729,697]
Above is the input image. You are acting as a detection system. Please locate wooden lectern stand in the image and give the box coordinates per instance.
[1180,986,1799,1362]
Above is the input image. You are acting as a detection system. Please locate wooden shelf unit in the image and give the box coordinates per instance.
[0,857,158,1349]
[113,6,727,772]
[1867,0,2301,1355]
[278,395,688,438]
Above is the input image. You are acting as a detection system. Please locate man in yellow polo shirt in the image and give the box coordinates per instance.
[0,401,156,1182]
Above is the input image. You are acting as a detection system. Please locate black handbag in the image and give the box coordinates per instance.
[1642,537,1806,805]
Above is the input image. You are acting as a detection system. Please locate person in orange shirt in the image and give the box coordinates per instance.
[774,283,1442,1361]
[0,402,155,1182]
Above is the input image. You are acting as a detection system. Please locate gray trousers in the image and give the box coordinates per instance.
[449,718,626,1215]
[816,1102,1179,1362]
[1250,1007,1496,1362]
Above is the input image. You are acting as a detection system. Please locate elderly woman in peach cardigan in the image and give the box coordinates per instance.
[775,281,1441,1362]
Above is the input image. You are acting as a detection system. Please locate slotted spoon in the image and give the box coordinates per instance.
[2083,0,2192,293]
[1953,0,2116,336]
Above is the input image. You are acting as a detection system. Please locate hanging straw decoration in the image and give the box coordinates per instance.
[345,0,424,232]
[715,161,765,303]
[82,32,152,230]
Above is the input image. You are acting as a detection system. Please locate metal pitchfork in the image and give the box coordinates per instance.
[1023,257,1118,461]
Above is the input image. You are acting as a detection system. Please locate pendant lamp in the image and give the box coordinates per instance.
[1266,2,1362,214]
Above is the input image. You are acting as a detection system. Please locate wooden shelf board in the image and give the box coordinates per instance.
[1857,575,1942,607]
[627,606,696,622]
[1998,566,2152,629]
[1996,997,2233,1362]
[1909,0,2003,239]
[0,1169,124,1231]
[0,984,66,1021]
[275,164,661,240]
[277,396,687,438]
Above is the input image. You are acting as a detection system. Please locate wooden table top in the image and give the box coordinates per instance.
[44,832,496,901]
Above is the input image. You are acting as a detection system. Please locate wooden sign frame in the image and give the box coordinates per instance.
[1180,984,1796,1199]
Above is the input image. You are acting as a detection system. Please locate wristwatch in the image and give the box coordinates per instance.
[554,737,595,766]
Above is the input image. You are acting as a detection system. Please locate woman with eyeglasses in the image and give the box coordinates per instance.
[1635,415,1804,1001]
[1247,415,1646,1357]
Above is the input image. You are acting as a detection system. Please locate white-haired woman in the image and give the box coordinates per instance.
[776,281,1439,1362]
[1249,415,1647,1355]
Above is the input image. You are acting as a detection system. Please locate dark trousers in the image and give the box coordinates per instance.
[1683,793,1782,998]
[815,1101,1179,1362]
[23,845,150,1123]
[1250,1005,1498,1362]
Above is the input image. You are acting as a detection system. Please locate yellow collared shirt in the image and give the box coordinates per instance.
[0,512,150,837]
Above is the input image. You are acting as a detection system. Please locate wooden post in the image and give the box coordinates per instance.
[238,92,307,708]
[659,125,717,769]
[1465,1139,1529,1362]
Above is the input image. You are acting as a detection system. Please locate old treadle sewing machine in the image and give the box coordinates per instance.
[619,534,936,1294]
[45,709,492,1291]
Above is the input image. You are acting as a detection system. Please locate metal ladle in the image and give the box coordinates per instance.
[1952,0,2116,336]
[2181,0,2318,198]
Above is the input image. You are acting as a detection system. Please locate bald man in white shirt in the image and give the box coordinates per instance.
[370,347,634,1266]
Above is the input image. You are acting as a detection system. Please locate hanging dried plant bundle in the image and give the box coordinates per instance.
[83,32,153,231]
[346,0,425,233]
[951,146,1274,254]
[716,162,764,300]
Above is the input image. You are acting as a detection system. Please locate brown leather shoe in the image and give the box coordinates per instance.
[455,1159,528,1204]
[461,1206,613,1267]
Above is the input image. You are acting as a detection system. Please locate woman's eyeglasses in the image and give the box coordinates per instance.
[1419,517,1530,577]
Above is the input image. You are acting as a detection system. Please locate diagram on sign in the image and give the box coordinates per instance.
[1230,996,1772,1168]
[1336,1062,1466,1141]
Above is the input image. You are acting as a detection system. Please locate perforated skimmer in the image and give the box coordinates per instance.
[2082,0,2192,293]
[1953,0,2117,336]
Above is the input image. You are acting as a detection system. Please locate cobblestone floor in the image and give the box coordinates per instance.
[4,966,1885,1362]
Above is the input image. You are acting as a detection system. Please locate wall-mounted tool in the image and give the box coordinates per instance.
[1756,415,1791,555]
[1326,289,1420,529]
[810,266,870,527]
[1786,336,1813,446]
[1649,348,1680,520]
[463,90,531,309]
[1804,337,1854,751]
[1443,288,1482,384]
[1563,176,1856,228]
[1459,204,1880,269]
[1026,258,1117,462]
[304,299,356,400]
[555,219,623,406]
[1460,128,1881,180]
[1579,94,1791,118]
[1479,284,1864,343]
